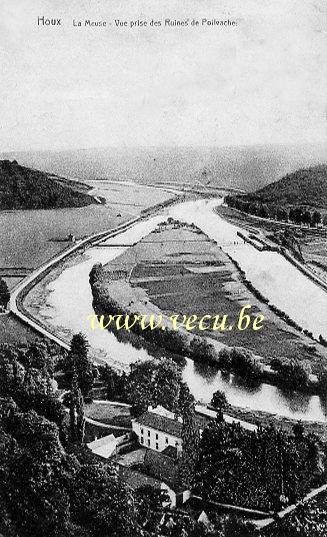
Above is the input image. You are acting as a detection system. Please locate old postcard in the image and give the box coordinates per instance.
[1,1,327,535]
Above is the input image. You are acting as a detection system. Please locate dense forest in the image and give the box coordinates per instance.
[0,160,96,210]
[1,337,327,536]
[226,165,327,224]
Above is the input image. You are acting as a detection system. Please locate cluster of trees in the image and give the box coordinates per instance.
[0,277,10,308]
[0,341,66,433]
[0,398,173,537]
[0,160,95,210]
[1,338,253,537]
[270,358,310,391]
[266,492,327,537]
[217,346,263,381]
[2,334,327,536]
[0,339,205,537]
[194,418,324,512]
[225,195,325,227]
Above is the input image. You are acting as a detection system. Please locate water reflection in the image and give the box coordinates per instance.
[182,358,326,421]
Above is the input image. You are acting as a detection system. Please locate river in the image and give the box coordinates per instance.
[36,197,327,422]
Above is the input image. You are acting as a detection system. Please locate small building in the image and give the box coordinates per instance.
[87,434,119,459]
[132,406,182,453]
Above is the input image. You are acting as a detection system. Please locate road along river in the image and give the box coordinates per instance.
[24,198,327,421]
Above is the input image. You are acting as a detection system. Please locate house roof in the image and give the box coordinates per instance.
[118,463,163,491]
[143,449,185,492]
[87,434,118,459]
[135,411,182,438]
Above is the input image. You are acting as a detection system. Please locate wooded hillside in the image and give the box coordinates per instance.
[0,160,96,210]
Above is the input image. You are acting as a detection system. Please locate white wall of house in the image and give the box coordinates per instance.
[132,420,182,452]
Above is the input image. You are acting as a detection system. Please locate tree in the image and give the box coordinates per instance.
[126,360,156,416]
[218,347,232,370]
[19,339,56,378]
[312,210,321,227]
[270,500,327,537]
[126,358,182,416]
[1,406,75,537]
[69,369,85,443]
[210,390,228,421]
[230,347,262,380]
[153,359,181,412]
[293,421,304,440]
[318,368,327,397]
[302,210,312,227]
[166,516,209,537]
[271,358,309,391]
[178,383,199,487]
[292,207,304,225]
[189,336,217,362]
[66,333,94,399]
[0,344,65,430]
[276,207,288,222]
[100,364,126,400]
[70,462,141,537]
[0,278,10,308]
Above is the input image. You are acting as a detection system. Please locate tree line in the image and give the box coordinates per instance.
[225,195,325,227]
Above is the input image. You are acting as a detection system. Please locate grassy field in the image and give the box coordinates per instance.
[100,221,327,371]
[0,313,39,345]
[85,402,132,428]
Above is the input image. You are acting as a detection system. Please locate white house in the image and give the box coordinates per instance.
[132,406,182,453]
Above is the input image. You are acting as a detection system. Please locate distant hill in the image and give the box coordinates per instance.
[0,160,96,210]
[248,165,327,209]
[1,144,327,192]
[225,164,327,224]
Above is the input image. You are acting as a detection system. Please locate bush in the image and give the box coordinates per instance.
[218,347,232,370]
[189,336,217,362]
[271,358,309,390]
[230,347,262,380]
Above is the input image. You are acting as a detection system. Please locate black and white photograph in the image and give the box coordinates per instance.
[1,1,327,535]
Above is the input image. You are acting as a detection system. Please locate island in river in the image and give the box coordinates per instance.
[89,217,327,386]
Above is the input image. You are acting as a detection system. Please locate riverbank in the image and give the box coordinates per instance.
[216,204,327,294]
[218,403,327,440]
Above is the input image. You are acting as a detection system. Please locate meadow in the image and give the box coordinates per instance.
[84,401,132,428]
[100,220,327,370]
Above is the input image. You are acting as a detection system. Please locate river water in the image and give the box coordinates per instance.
[38,198,327,422]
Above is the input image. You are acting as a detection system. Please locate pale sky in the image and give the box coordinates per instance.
[1,0,326,150]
